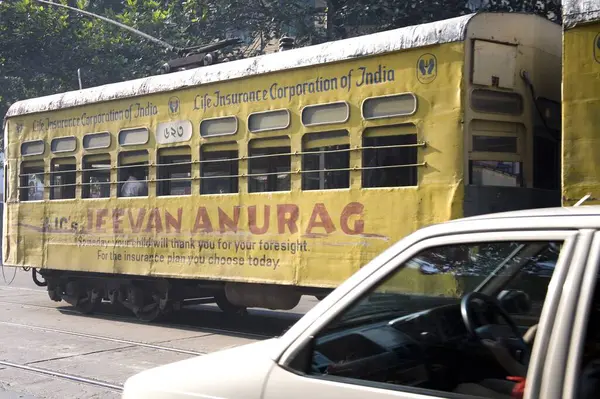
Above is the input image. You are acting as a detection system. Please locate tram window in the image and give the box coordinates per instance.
[157,147,191,196]
[50,157,76,200]
[83,132,111,150]
[20,161,44,201]
[472,135,517,153]
[302,130,350,190]
[118,150,148,198]
[470,89,524,116]
[200,144,238,195]
[248,109,290,133]
[119,127,149,146]
[21,140,45,157]
[469,160,523,187]
[301,102,350,127]
[50,136,77,153]
[82,154,111,199]
[362,128,418,188]
[248,137,291,193]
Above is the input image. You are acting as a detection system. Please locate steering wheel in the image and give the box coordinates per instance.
[460,292,530,368]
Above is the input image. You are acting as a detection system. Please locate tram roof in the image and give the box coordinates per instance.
[6,11,549,119]
[563,0,600,29]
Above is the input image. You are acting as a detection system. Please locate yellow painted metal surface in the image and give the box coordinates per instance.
[4,43,465,289]
[562,22,600,206]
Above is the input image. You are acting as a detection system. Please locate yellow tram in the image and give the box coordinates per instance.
[2,12,561,320]
[562,0,600,206]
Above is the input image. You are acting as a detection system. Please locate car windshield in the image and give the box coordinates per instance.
[328,240,561,330]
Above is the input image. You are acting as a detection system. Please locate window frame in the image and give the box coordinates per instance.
[200,142,239,195]
[469,88,524,116]
[117,149,149,198]
[50,136,78,154]
[82,153,111,199]
[19,160,45,202]
[118,126,149,146]
[156,146,192,197]
[301,130,350,191]
[468,121,525,188]
[200,115,238,138]
[469,160,524,188]
[360,92,418,121]
[20,140,45,157]
[468,121,524,160]
[301,101,350,127]
[276,230,580,398]
[83,131,111,150]
[361,125,420,188]
[49,156,77,200]
[248,136,292,193]
[248,109,291,133]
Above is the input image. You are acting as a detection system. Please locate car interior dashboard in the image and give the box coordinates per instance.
[310,302,503,391]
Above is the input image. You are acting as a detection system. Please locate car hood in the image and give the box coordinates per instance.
[122,338,282,399]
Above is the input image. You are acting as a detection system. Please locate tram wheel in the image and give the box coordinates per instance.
[74,288,101,315]
[133,293,165,323]
[214,292,248,316]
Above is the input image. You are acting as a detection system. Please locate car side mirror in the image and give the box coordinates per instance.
[497,289,531,315]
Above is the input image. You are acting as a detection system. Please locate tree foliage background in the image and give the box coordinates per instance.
[0,0,562,140]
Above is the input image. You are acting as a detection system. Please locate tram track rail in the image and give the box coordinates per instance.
[1,361,123,392]
[0,321,206,356]
[0,298,277,340]
[0,359,123,392]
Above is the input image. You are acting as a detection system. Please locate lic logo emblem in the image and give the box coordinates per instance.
[594,33,600,64]
[168,96,180,116]
[417,53,437,84]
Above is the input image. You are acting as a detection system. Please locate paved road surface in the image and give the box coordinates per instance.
[0,267,319,398]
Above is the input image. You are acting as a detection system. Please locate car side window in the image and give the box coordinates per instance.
[293,240,564,398]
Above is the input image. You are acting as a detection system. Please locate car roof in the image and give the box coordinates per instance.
[451,205,600,223]
[417,205,600,240]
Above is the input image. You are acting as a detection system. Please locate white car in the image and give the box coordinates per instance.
[122,206,600,399]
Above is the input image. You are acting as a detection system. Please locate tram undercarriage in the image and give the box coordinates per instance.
[32,268,330,322]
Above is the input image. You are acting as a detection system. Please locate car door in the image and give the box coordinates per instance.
[263,229,581,399]
[544,230,600,399]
